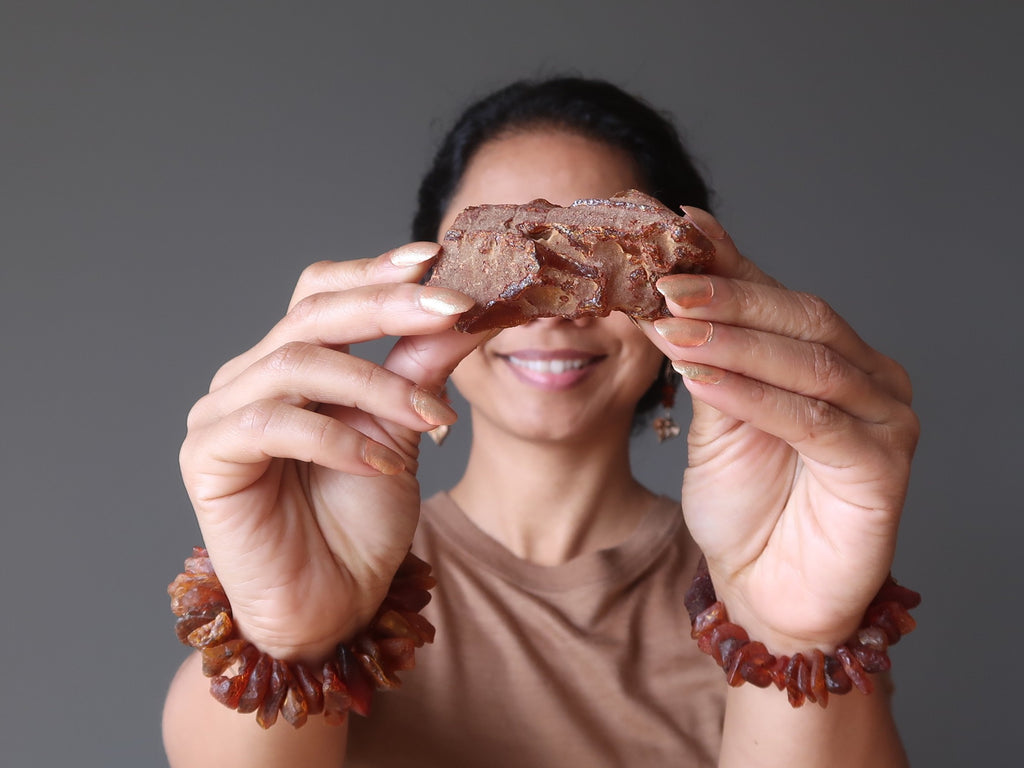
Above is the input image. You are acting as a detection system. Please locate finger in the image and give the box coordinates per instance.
[681,207,783,288]
[212,282,475,391]
[649,317,898,424]
[384,326,497,393]
[287,242,442,311]
[182,399,407,504]
[657,273,913,405]
[671,363,918,508]
[188,342,458,432]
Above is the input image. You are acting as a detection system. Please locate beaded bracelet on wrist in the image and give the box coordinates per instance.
[683,556,921,708]
[168,547,436,728]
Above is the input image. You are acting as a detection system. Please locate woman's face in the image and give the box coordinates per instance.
[442,128,666,446]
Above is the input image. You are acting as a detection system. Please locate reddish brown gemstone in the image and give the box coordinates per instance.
[322,661,352,726]
[255,660,289,729]
[709,622,750,667]
[237,652,271,713]
[174,615,212,644]
[293,663,324,715]
[209,675,245,709]
[691,601,727,640]
[836,646,874,695]
[810,650,829,708]
[728,641,774,688]
[785,655,807,708]
[337,644,374,717]
[399,610,436,645]
[186,611,233,649]
[201,638,247,677]
[824,654,853,695]
[769,655,790,690]
[379,637,417,672]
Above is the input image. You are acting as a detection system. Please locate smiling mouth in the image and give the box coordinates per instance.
[505,355,597,374]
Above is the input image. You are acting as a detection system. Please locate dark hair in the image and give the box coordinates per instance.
[412,76,714,426]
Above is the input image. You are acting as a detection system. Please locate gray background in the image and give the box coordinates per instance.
[2,2,1020,766]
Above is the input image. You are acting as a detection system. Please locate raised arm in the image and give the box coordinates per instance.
[163,242,481,768]
[643,209,918,767]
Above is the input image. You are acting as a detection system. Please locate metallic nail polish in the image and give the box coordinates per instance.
[361,442,406,475]
[655,318,714,347]
[657,275,714,308]
[672,361,725,384]
[411,387,457,426]
[419,288,476,316]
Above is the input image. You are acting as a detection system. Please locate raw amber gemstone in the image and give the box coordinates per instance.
[851,643,891,674]
[796,653,816,704]
[374,610,420,641]
[337,644,374,717]
[836,646,874,695]
[810,650,829,708]
[769,655,790,691]
[201,638,247,677]
[293,663,324,715]
[209,675,245,709]
[379,637,417,672]
[174,615,211,644]
[824,654,853,695]
[784,655,807,708]
[709,622,749,667]
[186,611,233,649]
[255,660,289,729]
[728,641,773,688]
[237,652,271,713]
[683,559,716,621]
[281,684,309,728]
[322,661,353,726]
[399,610,436,645]
[383,583,432,613]
[691,601,727,640]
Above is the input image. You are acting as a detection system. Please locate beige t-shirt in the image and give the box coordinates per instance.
[346,492,726,767]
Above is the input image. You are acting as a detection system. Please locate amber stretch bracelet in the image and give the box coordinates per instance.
[684,557,921,708]
[168,547,436,728]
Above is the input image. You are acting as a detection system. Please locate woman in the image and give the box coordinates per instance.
[164,78,918,766]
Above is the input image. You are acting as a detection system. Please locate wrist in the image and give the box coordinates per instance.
[685,556,920,707]
[168,546,437,728]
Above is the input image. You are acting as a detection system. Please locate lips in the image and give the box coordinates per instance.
[496,349,605,390]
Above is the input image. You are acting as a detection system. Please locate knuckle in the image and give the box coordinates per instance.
[295,260,336,295]
[265,340,314,375]
[798,292,841,338]
[809,343,846,394]
[235,399,277,436]
[803,397,840,439]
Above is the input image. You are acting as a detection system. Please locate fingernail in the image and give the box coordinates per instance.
[390,242,441,267]
[361,441,406,475]
[672,361,726,384]
[411,387,457,426]
[655,318,714,347]
[681,206,728,240]
[657,274,714,308]
[419,287,476,316]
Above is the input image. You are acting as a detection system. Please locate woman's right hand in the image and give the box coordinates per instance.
[178,242,482,664]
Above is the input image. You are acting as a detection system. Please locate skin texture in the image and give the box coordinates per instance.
[164,128,916,767]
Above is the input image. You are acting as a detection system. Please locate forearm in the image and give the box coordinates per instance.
[163,654,348,768]
[718,677,907,768]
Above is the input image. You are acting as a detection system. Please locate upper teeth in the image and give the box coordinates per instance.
[508,356,589,374]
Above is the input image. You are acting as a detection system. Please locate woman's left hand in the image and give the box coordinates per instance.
[641,208,919,652]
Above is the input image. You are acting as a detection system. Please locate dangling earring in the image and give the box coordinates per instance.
[652,362,681,442]
[427,384,452,446]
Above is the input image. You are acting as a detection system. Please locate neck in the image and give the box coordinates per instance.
[449,417,656,565]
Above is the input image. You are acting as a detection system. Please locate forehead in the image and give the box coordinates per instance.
[440,129,644,235]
